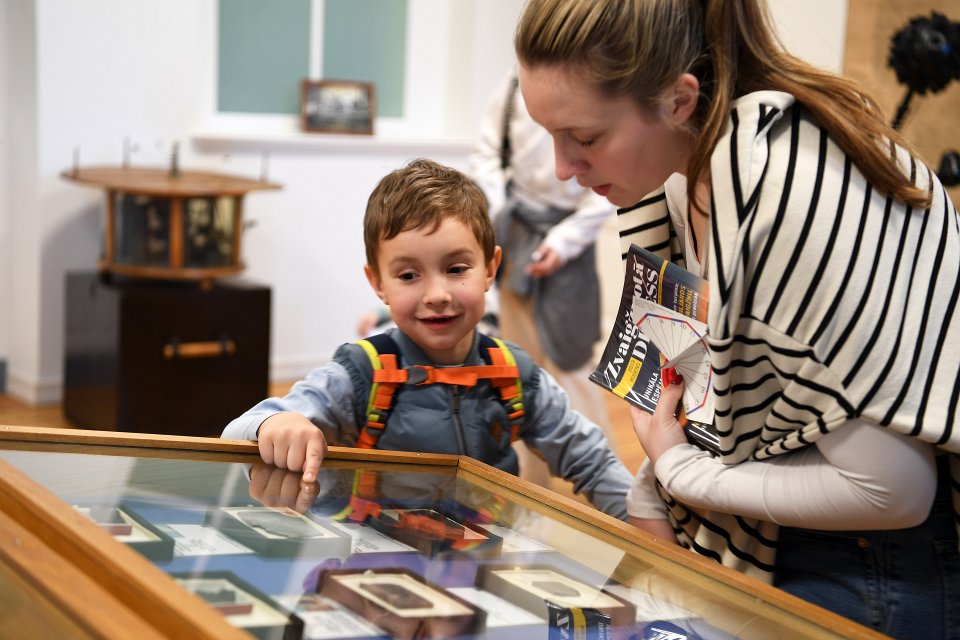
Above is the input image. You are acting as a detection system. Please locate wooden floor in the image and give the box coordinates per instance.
[0,383,644,504]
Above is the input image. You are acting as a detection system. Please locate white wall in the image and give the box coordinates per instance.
[0,0,846,405]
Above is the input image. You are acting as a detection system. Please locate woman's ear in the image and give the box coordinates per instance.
[663,72,699,126]
[364,264,387,304]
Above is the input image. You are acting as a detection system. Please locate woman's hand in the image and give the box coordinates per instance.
[630,373,688,466]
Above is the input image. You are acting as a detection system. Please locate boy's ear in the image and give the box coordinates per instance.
[485,246,503,291]
[364,264,388,303]
[662,72,699,126]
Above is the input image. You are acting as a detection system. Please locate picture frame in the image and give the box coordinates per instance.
[475,564,636,628]
[300,79,375,135]
[367,507,503,557]
[315,567,485,638]
[205,506,352,558]
[172,570,304,640]
[73,503,175,562]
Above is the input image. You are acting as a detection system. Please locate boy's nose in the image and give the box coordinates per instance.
[422,276,452,305]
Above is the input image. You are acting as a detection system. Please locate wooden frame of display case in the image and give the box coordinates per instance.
[0,425,887,640]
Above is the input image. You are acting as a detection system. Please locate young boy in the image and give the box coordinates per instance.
[222,159,631,519]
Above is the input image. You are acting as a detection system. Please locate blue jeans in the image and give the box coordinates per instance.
[773,456,960,638]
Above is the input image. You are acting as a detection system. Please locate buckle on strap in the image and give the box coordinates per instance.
[405,365,434,385]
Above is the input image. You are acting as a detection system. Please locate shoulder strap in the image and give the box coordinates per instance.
[500,74,520,172]
[356,334,401,450]
[356,333,526,449]
[480,335,525,443]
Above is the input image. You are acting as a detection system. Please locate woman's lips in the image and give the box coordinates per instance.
[592,184,612,196]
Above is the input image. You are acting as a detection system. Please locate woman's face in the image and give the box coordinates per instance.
[519,64,695,208]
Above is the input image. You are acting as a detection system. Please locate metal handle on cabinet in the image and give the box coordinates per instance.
[163,336,236,360]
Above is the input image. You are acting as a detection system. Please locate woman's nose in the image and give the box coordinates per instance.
[553,137,585,182]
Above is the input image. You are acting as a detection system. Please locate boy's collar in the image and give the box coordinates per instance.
[390,328,484,367]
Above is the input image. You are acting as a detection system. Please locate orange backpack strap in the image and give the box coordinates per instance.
[356,335,402,450]
[482,336,525,443]
[356,333,526,449]
[331,469,383,522]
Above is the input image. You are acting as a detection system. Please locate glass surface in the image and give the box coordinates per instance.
[114,193,171,267]
[0,447,859,640]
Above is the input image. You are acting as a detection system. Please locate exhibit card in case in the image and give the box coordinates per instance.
[173,570,305,640]
[589,243,720,454]
[206,506,352,558]
[369,508,503,557]
[476,564,636,628]
[73,503,175,562]
[274,594,388,640]
[316,568,485,639]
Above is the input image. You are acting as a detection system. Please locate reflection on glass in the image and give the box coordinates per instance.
[0,448,845,640]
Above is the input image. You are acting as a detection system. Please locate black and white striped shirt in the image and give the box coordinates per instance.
[619,90,960,580]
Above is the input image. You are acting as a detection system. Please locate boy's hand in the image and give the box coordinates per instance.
[248,462,320,514]
[257,412,328,483]
[630,378,687,466]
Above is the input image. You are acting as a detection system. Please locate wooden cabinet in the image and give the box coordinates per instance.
[63,272,270,436]
[0,428,886,640]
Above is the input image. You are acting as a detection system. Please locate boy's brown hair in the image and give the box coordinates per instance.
[364,158,494,274]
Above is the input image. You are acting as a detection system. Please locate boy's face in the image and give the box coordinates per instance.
[365,217,501,365]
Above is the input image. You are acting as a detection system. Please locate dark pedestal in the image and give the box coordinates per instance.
[64,272,270,437]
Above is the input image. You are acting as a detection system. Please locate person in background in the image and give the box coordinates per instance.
[223,158,632,520]
[515,0,959,635]
[468,66,618,486]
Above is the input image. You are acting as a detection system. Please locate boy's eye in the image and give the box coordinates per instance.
[448,265,469,275]
[398,272,418,281]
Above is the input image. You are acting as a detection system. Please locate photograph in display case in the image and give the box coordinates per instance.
[173,571,304,640]
[205,506,352,558]
[300,79,375,135]
[315,567,485,638]
[368,507,502,557]
[475,565,636,628]
[73,503,175,562]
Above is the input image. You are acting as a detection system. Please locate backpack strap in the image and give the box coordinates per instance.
[332,469,383,523]
[356,334,401,450]
[481,335,525,443]
[355,333,525,449]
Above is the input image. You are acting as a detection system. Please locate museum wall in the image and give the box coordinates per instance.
[1,0,847,405]
[843,0,960,203]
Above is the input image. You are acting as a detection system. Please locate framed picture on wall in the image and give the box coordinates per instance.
[300,79,376,135]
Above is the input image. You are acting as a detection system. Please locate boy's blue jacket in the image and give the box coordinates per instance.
[222,328,631,519]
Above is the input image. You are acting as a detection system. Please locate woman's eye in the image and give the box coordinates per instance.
[571,132,597,147]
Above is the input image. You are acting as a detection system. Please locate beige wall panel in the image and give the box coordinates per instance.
[845,0,960,200]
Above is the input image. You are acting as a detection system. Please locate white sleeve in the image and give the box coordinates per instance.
[655,418,938,530]
[541,190,615,263]
[626,457,669,520]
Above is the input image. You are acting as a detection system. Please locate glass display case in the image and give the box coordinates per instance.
[0,427,885,640]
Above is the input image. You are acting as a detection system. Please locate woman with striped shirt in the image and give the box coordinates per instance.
[516,0,959,636]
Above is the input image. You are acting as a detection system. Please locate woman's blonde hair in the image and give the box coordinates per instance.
[516,0,930,209]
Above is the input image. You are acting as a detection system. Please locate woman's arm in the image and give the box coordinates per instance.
[653,418,937,530]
